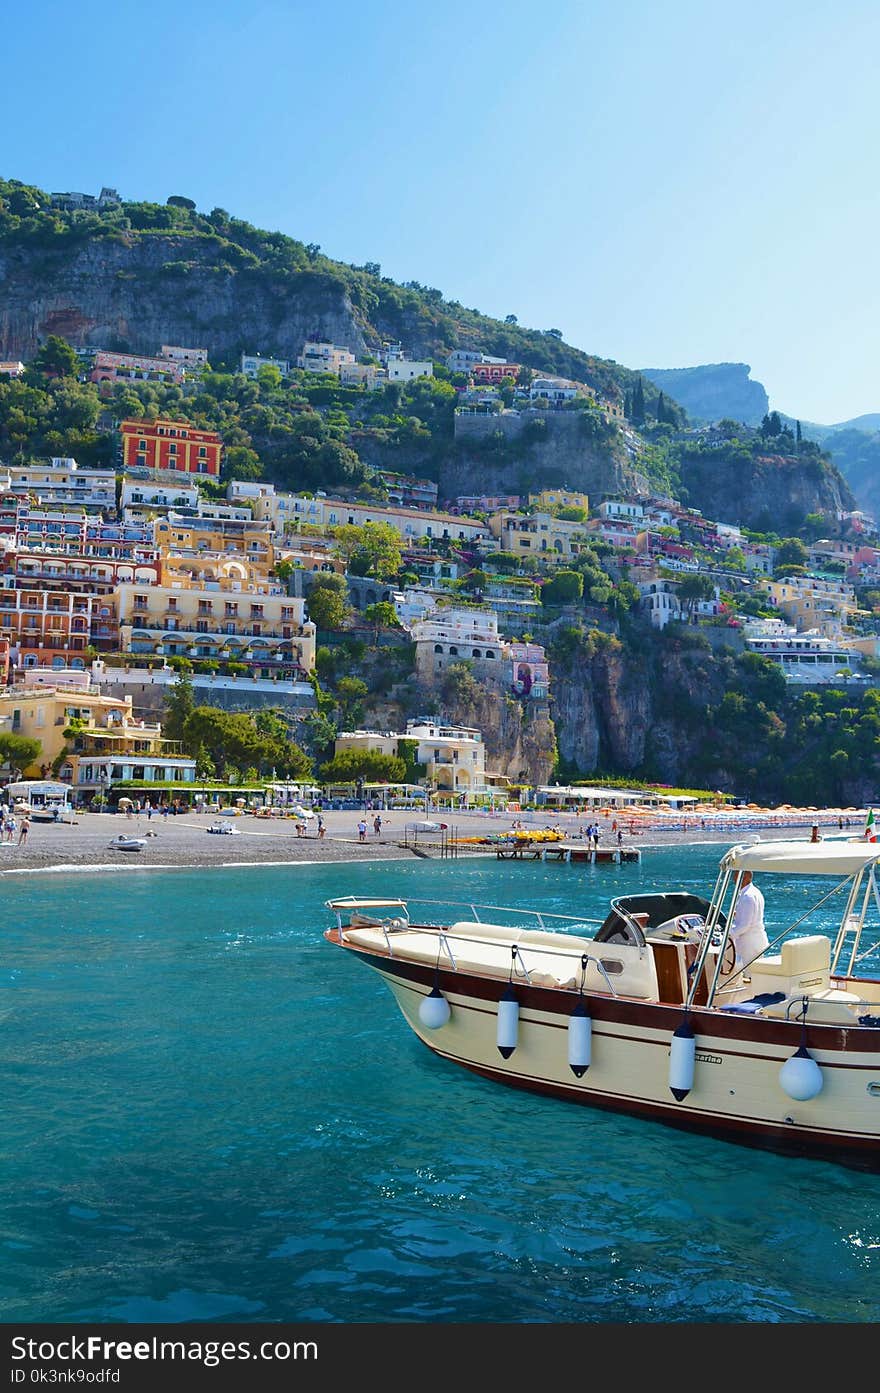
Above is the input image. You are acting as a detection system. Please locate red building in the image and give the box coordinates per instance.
[120,419,223,476]
[471,362,521,385]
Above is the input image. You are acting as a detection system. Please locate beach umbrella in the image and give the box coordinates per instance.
[117,796,133,809]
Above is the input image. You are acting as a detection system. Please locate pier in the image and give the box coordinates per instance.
[495,842,640,864]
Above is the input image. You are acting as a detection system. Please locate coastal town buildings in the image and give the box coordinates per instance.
[3,460,116,513]
[116,581,316,675]
[488,508,587,560]
[296,342,355,376]
[240,353,291,379]
[160,345,209,368]
[91,351,185,389]
[120,419,223,476]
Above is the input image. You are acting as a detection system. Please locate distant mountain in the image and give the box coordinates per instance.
[640,363,769,427]
[781,415,880,521]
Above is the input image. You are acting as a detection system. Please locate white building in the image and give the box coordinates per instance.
[529,377,579,403]
[387,358,433,383]
[296,342,355,376]
[121,478,200,513]
[258,492,490,545]
[240,353,291,379]
[5,461,116,512]
[160,345,208,368]
[597,499,646,522]
[411,607,502,678]
[638,578,721,629]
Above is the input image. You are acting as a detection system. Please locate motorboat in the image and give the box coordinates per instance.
[108,835,147,851]
[326,839,880,1170]
[207,822,240,835]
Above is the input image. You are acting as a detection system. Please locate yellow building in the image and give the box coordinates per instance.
[0,683,132,776]
[767,576,859,636]
[488,509,588,561]
[155,515,275,571]
[116,581,316,675]
[528,490,589,514]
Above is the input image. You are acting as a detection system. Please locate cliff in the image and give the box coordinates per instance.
[641,363,769,426]
[678,446,854,528]
[0,234,368,364]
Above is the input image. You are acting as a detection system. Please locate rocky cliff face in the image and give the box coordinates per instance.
[550,631,733,783]
[0,234,367,361]
[440,412,649,503]
[679,449,854,528]
[641,363,769,426]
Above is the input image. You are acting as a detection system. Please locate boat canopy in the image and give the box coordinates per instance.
[721,840,880,876]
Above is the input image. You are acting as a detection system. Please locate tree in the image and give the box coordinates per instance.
[505,314,518,324]
[167,195,196,210]
[331,521,402,578]
[774,537,809,572]
[335,676,368,729]
[307,573,349,630]
[760,411,783,438]
[545,328,563,339]
[256,363,282,390]
[364,601,401,639]
[541,570,584,606]
[31,335,80,379]
[631,376,646,426]
[677,573,716,620]
[320,749,406,784]
[796,419,803,443]
[162,670,195,744]
[0,732,41,777]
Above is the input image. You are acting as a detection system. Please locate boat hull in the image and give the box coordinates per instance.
[341,940,880,1170]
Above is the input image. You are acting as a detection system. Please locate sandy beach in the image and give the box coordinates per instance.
[0,804,855,874]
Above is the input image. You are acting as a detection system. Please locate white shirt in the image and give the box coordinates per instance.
[730,881,768,967]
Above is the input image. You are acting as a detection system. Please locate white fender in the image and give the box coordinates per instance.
[779,1045,823,1101]
[497,987,519,1058]
[568,1000,592,1077]
[669,1018,695,1100]
[418,985,451,1030]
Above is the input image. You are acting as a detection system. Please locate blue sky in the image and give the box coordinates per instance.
[5,0,879,422]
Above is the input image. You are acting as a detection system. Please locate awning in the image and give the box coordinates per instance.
[721,840,880,876]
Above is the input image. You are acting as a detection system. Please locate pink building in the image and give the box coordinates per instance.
[91,351,184,388]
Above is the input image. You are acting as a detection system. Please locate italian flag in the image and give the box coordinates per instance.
[866,809,877,842]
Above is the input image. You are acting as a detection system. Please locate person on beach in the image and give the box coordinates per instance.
[357,819,367,842]
[373,814,382,835]
[617,829,623,847]
[18,816,30,846]
[6,815,16,844]
[811,824,821,843]
[317,815,326,839]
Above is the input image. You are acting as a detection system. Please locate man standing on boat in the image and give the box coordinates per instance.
[729,871,769,969]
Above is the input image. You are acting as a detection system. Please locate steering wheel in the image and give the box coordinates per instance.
[720,937,737,976]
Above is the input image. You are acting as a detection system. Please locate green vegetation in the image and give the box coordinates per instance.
[319,749,406,784]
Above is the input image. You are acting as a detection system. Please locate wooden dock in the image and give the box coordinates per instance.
[494,842,640,864]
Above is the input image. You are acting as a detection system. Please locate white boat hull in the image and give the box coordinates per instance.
[347,946,880,1168]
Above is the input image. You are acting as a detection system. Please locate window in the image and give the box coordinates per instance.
[198,600,211,615]
[251,605,263,618]
[196,620,208,634]
[225,603,238,617]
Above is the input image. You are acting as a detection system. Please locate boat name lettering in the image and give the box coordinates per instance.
[694,1052,722,1065]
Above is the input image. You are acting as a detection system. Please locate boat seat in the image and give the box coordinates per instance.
[752,935,831,977]
[760,987,864,1024]
[748,935,832,996]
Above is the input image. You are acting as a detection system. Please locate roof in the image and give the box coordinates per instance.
[721,839,880,876]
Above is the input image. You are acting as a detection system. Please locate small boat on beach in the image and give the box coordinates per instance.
[207,822,240,835]
[108,835,147,852]
[326,839,880,1169]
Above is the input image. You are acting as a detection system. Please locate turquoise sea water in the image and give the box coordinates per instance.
[2,845,880,1325]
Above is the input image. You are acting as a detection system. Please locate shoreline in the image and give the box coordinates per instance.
[0,806,862,878]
